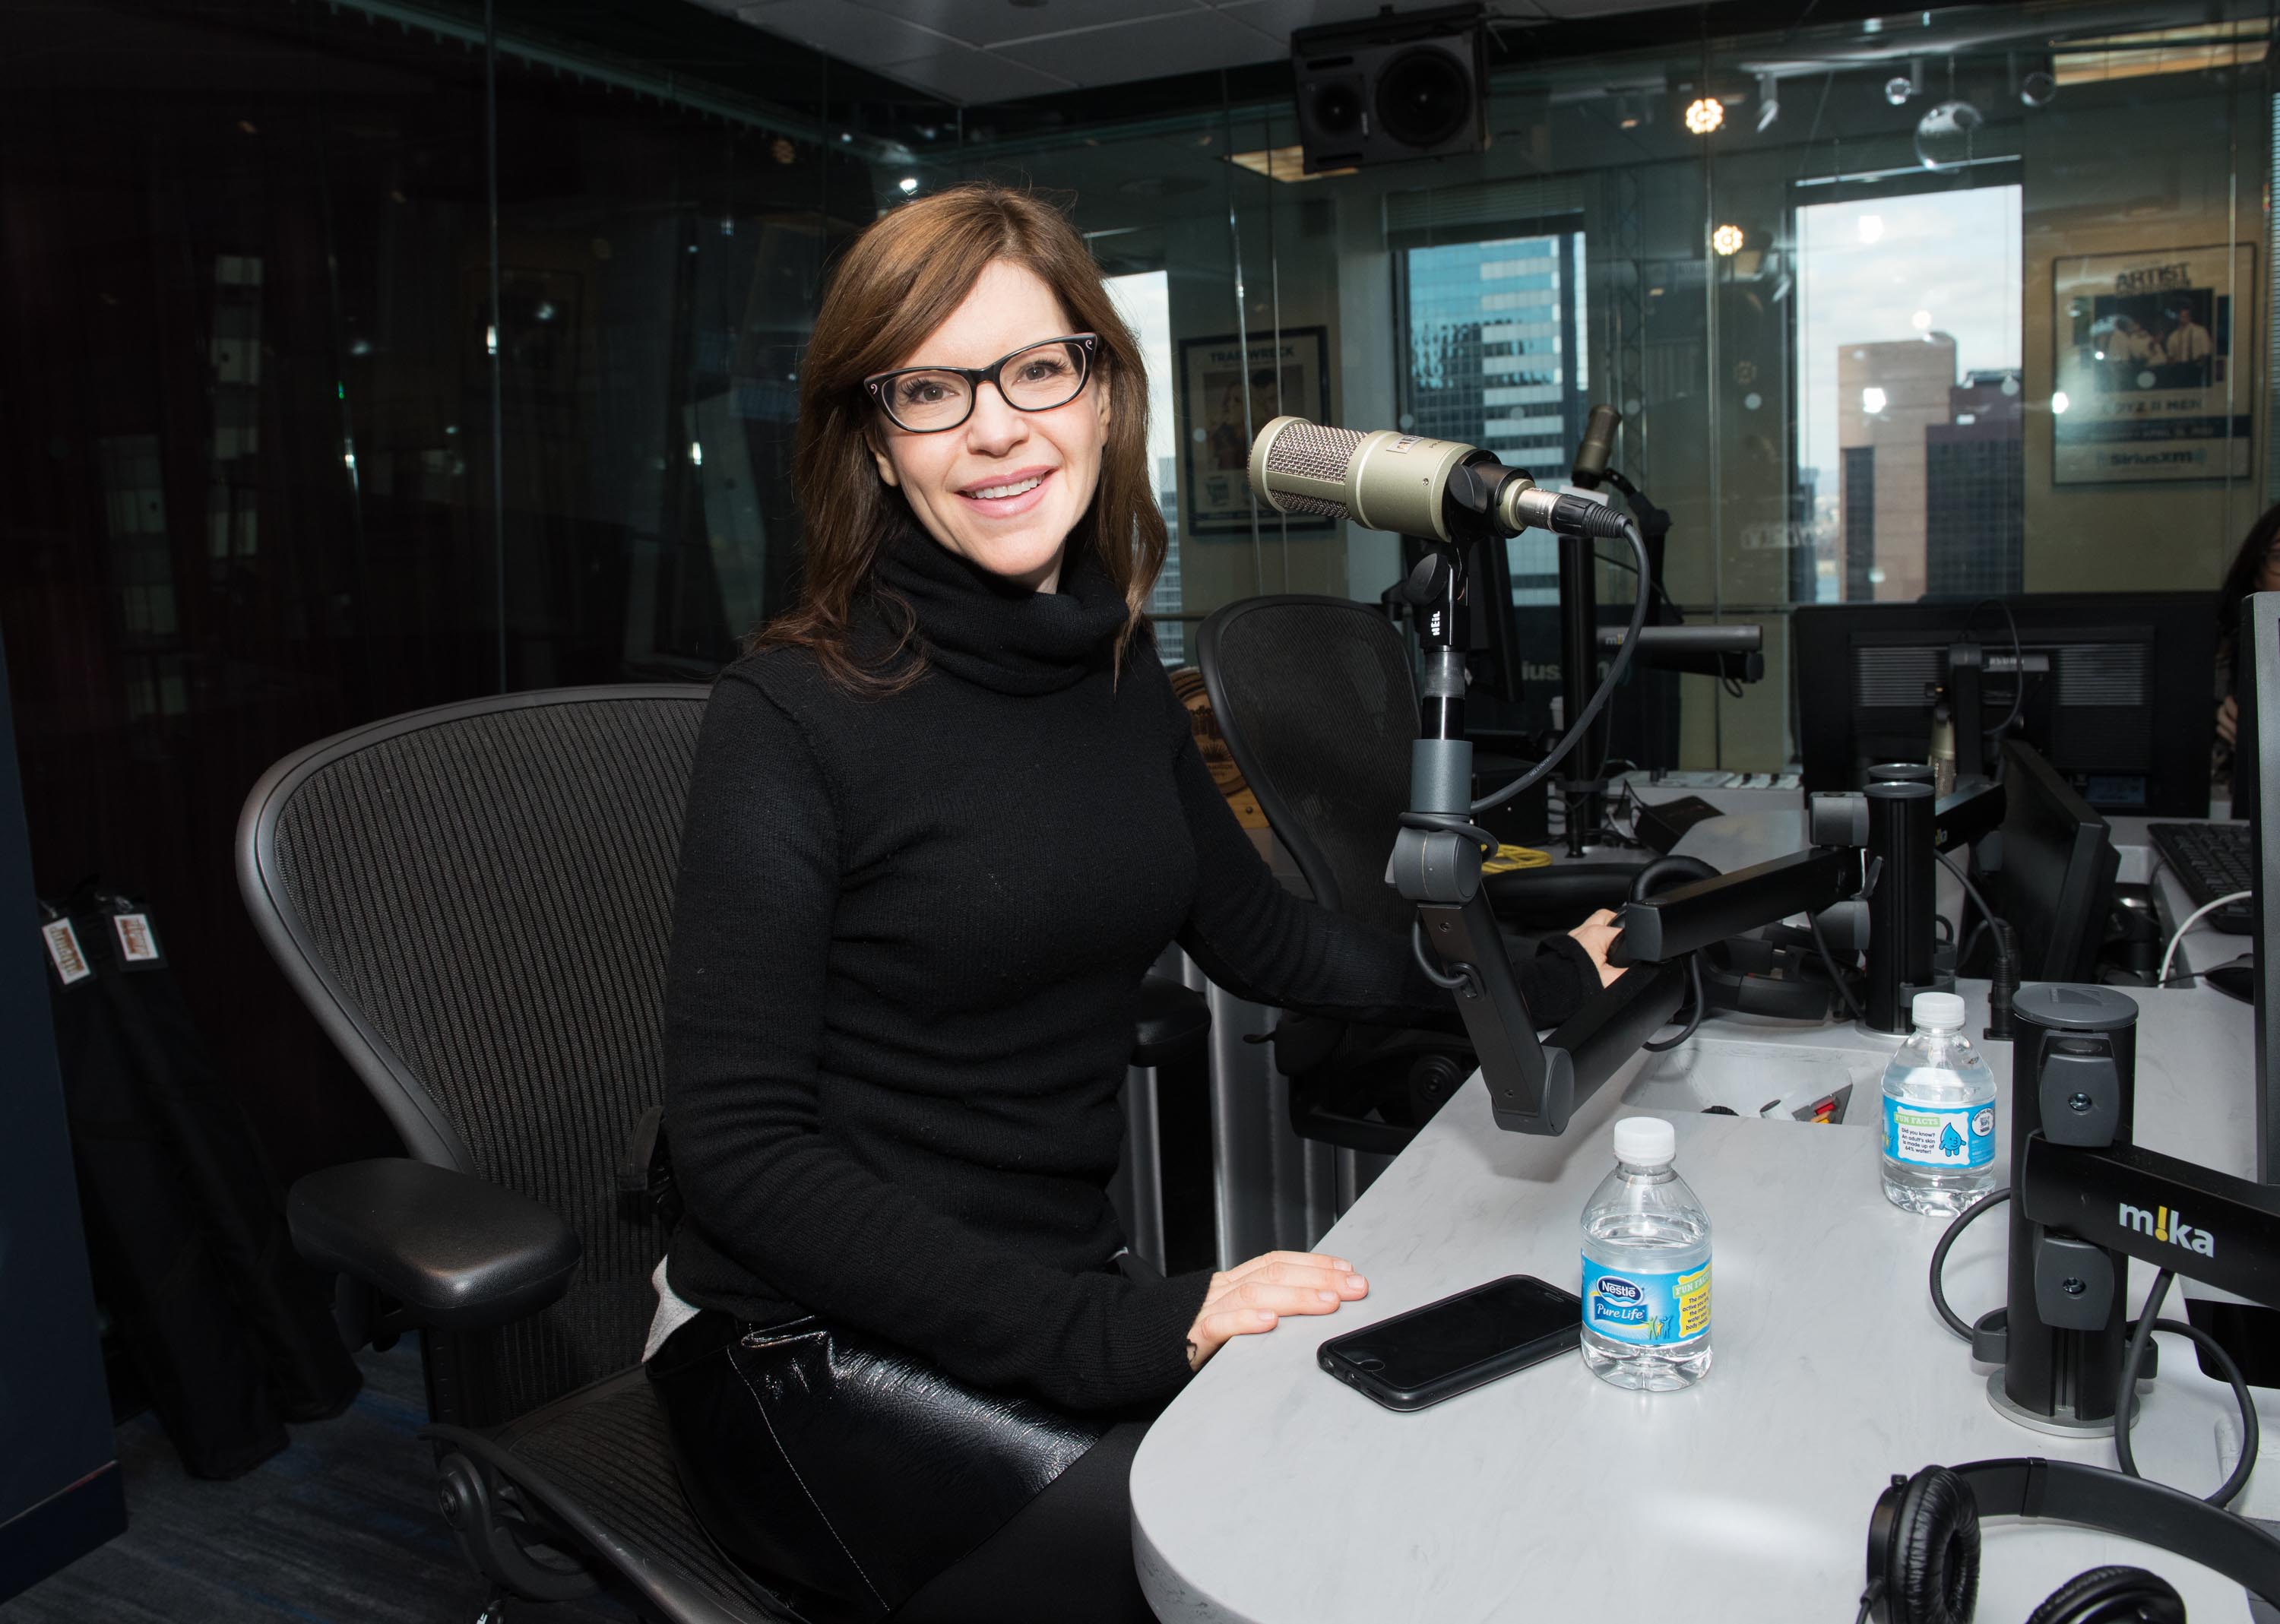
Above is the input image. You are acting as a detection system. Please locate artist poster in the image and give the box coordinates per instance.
[2051,244,2254,483]
[1177,327,1332,534]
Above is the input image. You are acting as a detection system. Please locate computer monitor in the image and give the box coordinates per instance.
[2182,588,2279,1383]
[2247,589,2279,1181]
[1972,739,2119,984]
[1793,594,2215,818]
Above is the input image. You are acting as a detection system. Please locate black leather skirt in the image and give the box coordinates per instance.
[647,1309,1124,1623]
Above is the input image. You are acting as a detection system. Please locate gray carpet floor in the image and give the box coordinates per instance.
[2,1339,641,1624]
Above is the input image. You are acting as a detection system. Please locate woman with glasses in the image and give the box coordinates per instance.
[645,184,1622,1623]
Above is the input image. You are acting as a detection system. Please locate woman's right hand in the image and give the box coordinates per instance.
[1185,1250,1369,1371]
[1566,908,1626,987]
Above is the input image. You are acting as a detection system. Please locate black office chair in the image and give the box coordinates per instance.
[1197,597,1638,1154]
[238,684,1206,1622]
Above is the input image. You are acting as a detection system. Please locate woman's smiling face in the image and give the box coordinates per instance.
[866,259,1111,594]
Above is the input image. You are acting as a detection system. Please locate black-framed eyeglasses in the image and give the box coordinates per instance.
[863,334,1098,433]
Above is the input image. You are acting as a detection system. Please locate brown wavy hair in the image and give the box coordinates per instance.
[755,184,1167,692]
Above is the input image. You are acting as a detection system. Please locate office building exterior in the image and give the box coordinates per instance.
[1925,371,2025,599]
[1401,231,1586,603]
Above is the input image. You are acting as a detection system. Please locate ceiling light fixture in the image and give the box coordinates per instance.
[1712,223,1744,256]
[898,176,920,194]
[1862,387,1888,414]
[1684,97,1724,135]
[1914,99,1984,170]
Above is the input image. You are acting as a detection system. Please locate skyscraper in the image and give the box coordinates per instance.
[1924,370,2024,598]
[1401,230,1586,603]
[1836,334,1958,602]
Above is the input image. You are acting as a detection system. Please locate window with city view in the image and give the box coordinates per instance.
[1106,269,1183,663]
[1796,186,2023,604]
[1398,228,1588,606]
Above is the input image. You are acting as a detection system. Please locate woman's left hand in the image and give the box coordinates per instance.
[1568,908,1624,986]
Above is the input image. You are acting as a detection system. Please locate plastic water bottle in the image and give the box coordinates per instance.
[1580,1116,1712,1391]
[1880,990,1998,1217]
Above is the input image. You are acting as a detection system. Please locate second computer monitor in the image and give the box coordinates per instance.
[1793,594,2215,817]
[2246,590,2279,1182]
[1986,739,2120,985]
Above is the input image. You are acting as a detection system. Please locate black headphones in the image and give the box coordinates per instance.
[1864,1458,2280,1624]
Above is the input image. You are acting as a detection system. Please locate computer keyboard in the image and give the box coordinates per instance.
[2147,821,2256,935]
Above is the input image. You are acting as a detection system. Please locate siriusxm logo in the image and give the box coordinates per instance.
[2118,1201,2215,1257]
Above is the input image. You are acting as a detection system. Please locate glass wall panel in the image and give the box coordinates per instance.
[0,0,883,1177]
[928,0,2272,781]
[486,56,875,688]
[1,0,499,1170]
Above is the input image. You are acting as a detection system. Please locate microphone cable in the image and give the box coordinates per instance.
[1471,515,1653,815]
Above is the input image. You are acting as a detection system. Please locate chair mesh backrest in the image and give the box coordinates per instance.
[1203,600,1418,936]
[263,689,707,1420]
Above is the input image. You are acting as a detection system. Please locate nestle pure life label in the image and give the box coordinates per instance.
[1582,1258,1710,1347]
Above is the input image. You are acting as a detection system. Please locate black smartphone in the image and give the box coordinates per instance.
[1319,1274,1581,1412]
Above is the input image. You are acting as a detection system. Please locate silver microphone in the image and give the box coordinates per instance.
[1246,416,1478,541]
[1248,416,1629,540]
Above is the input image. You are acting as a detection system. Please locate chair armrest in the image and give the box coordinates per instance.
[289,1158,581,1331]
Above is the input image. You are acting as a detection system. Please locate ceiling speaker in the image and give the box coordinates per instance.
[1291,4,1488,174]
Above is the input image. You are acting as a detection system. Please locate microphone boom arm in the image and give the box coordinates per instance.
[1250,413,1759,1135]
[1395,533,1866,1134]
[2020,1135,2280,1311]
[1389,534,1688,1135]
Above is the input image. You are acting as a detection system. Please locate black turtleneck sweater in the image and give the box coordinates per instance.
[660,520,1601,1412]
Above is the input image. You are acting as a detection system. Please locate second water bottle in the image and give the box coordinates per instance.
[1880,990,1998,1217]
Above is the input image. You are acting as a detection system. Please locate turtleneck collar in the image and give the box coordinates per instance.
[870,512,1130,696]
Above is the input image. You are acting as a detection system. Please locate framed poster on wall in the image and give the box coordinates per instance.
[2051,243,2255,483]
[1177,327,1332,534]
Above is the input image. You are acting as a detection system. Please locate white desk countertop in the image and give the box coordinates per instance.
[1130,984,2269,1623]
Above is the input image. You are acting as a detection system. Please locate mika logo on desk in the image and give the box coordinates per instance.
[2118,1201,2216,1257]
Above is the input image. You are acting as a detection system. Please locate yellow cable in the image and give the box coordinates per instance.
[1480,843,1552,874]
